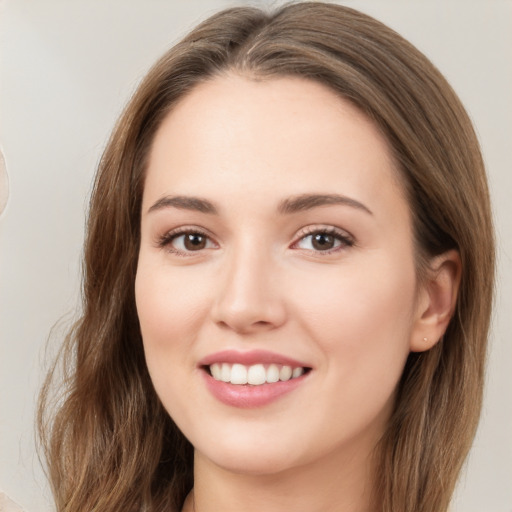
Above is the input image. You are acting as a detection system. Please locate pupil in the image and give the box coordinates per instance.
[312,233,334,250]
[185,233,206,250]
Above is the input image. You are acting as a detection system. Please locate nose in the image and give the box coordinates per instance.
[210,244,287,335]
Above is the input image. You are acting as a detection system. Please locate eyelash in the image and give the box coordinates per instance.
[157,227,215,256]
[157,226,354,257]
[292,226,355,255]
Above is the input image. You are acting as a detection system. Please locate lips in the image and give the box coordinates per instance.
[199,349,310,368]
[198,350,312,408]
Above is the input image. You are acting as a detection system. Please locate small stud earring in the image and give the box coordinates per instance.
[423,337,428,342]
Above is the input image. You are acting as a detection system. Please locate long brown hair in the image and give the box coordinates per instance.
[38,3,495,511]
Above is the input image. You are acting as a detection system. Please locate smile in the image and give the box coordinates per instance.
[208,363,307,386]
[199,350,312,407]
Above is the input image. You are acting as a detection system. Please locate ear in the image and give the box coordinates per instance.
[410,250,461,352]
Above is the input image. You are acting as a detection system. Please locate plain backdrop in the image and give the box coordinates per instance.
[0,1,511,511]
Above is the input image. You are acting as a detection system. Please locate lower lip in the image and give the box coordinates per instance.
[202,371,308,408]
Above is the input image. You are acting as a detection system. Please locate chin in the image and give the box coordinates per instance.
[191,426,307,476]
[202,447,299,477]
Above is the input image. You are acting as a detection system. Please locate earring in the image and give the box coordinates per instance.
[423,337,428,342]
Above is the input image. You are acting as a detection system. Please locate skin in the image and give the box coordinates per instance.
[135,75,459,512]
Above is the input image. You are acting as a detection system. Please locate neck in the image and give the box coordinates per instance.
[184,441,377,512]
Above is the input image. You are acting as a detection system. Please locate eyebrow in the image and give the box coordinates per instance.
[278,193,373,215]
[147,193,372,216]
[148,195,218,215]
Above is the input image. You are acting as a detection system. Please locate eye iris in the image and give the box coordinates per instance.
[184,233,206,251]
[312,233,335,250]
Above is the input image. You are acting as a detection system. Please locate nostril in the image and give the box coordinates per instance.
[254,320,272,327]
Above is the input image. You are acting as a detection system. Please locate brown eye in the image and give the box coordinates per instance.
[295,229,353,253]
[311,233,336,251]
[164,231,216,254]
[183,233,207,251]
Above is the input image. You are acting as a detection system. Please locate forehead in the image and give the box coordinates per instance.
[143,74,407,219]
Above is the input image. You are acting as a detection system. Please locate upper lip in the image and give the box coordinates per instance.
[198,349,310,368]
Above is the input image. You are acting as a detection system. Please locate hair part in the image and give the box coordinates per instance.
[39,3,494,512]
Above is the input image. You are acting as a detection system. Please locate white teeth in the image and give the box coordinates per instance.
[209,363,306,385]
[266,364,280,383]
[279,365,293,381]
[230,363,248,384]
[247,364,266,385]
[220,363,231,382]
[292,367,304,378]
[210,363,222,380]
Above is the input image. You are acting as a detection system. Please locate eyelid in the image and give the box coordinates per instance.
[156,225,219,256]
[291,225,355,253]
[155,224,354,257]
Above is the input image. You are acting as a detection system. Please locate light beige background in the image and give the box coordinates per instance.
[0,1,510,511]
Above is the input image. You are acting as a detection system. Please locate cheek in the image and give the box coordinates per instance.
[136,260,207,337]
[293,255,415,332]
[134,260,218,436]
[288,255,417,401]
[134,260,211,387]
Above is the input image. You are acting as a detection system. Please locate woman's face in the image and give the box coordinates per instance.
[136,75,425,475]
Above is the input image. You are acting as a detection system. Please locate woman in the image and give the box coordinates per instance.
[38,3,494,512]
